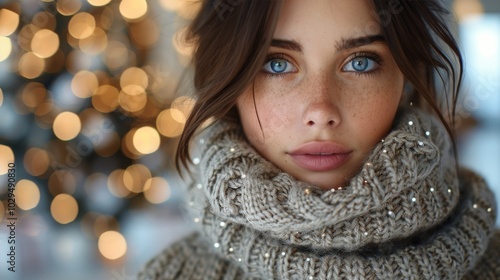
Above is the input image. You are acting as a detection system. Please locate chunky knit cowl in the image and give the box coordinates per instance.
[139,108,500,279]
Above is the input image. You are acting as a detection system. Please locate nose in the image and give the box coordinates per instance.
[303,76,340,128]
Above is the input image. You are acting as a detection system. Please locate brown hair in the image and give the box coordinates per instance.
[372,0,463,160]
[176,0,463,171]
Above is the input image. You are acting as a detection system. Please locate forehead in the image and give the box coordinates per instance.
[274,0,381,40]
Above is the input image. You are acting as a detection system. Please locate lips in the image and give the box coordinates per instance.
[289,141,352,172]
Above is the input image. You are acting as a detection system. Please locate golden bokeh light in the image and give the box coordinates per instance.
[135,97,162,119]
[107,169,131,198]
[34,100,53,117]
[23,147,50,177]
[97,6,114,31]
[119,0,148,21]
[93,215,119,238]
[156,109,185,138]
[175,1,202,20]
[0,9,19,36]
[169,108,186,124]
[34,106,55,128]
[120,67,148,89]
[118,85,147,112]
[172,26,194,57]
[48,170,77,196]
[79,27,108,55]
[103,40,129,70]
[66,49,92,73]
[77,26,106,53]
[21,83,47,111]
[130,18,159,48]
[92,84,119,113]
[53,111,82,141]
[171,96,195,122]
[18,24,40,52]
[88,0,112,7]
[123,164,151,193]
[51,194,79,224]
[68,12,96,39]
[453,0,484,21]
[14,179,40,210]
[32,11,56,30]
[0,145,15,175]
[18,52,45,79]
[143,177,171,204]
[66,32,79,49]
[98,230,127,260]
[31,29,60,58]
[132,126,161,155]
[56,0,82,16]
[159,0,201,19]
[0,88,3,107]
[72,70,99,98]
[122,128,142,158]
[0,36,12,62]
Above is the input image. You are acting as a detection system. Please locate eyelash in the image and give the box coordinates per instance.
[344,51,384,76]
[261,51,384,78]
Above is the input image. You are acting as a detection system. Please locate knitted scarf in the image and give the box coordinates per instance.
[141,108,498,279]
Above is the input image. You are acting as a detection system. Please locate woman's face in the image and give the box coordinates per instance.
[236,0,404,190]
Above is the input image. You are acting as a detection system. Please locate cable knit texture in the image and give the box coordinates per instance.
[139,108,499,279]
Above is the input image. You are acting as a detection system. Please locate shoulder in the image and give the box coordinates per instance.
[137,232,245,280]
[464,229,500,280]
[457,169,499,279]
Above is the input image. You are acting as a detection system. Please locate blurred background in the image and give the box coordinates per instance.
[0,0,498,279]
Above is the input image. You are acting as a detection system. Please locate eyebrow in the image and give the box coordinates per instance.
[336,35,385,51]
[270,39,303,53]
[270,34,385,53]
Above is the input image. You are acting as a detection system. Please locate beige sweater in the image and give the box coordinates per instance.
[139,108,500,279]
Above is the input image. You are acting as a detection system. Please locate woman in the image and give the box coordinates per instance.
[139,0,500,279]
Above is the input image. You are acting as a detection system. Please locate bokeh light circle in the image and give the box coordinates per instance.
[53,111,81,141]
[98,230,127,260]
[14,179,40,210]
[51,194,79,224]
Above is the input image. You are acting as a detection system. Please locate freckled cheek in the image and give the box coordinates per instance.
[261,106,292,132]
[352,85,401,142]
[254,85,296,132]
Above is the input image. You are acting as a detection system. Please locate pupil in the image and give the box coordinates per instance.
[353,58,368,71]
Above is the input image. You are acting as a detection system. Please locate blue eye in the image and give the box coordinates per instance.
[343,57,378,72]
[263,58,296,74]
